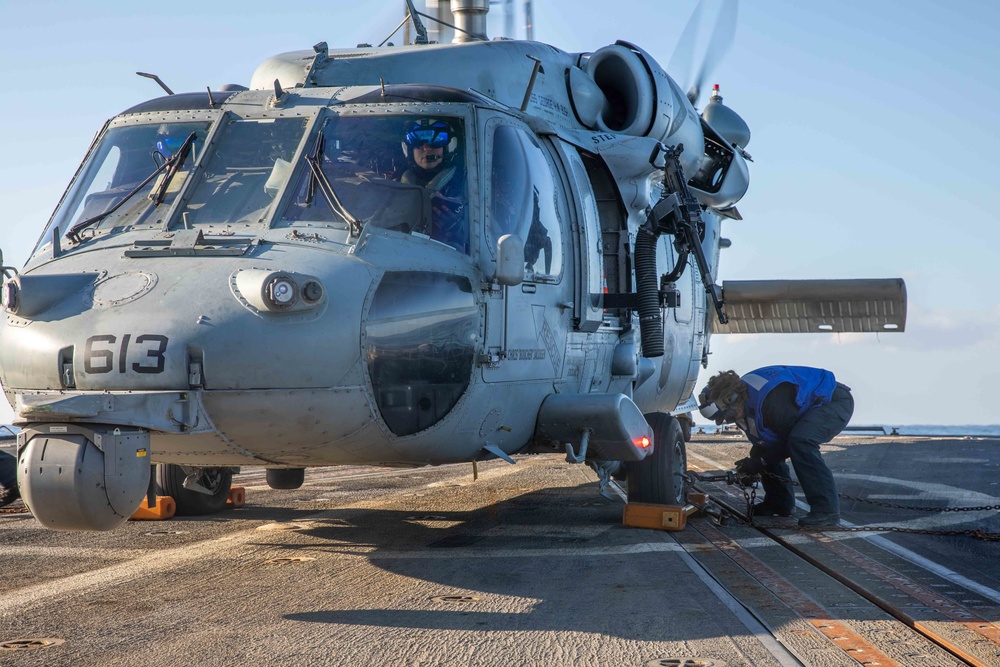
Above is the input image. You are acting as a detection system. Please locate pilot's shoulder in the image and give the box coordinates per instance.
[428,166,457,191]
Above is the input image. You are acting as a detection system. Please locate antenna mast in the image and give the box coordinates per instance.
[402,0,429,44]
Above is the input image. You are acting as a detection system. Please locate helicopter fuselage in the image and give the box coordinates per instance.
[1,39,746,529]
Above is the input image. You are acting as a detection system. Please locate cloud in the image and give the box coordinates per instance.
[705,304,1000,424]
[879,305,1000,351]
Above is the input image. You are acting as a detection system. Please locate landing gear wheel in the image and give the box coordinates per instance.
[266,468,305,490]
[625,412,687,505]
[677,412,693,443]
[156,464,232,516]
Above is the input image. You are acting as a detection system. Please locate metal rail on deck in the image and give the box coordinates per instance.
[693,477,1000,667]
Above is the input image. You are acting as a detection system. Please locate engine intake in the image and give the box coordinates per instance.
[571,40,750,209]
[577,41,704,178]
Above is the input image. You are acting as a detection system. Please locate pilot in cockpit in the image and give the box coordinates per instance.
[152,124,185,166]
[399,118,468,251]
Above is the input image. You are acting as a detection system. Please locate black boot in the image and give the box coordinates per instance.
[798,511,841,527]
[752,498,793,517]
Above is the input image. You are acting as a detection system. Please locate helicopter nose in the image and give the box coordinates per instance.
[0,253,378,397]
[1,253,483,452]
[200,258,374,392]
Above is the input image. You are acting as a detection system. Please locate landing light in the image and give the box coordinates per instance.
[267,276,297,308]
[232,268,326,315]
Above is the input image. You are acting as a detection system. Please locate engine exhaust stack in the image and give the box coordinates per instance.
[451,0,489,42]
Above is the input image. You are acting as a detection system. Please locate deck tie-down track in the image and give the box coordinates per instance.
[680,472,1000,666]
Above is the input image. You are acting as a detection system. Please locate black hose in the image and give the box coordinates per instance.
[634,227,663,358]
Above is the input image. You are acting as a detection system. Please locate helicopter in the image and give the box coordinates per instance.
[0,0,906,531]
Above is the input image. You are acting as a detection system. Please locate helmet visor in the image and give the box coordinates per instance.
[699,402,721,420]
[405,124,451,149]
[156,136,185,156]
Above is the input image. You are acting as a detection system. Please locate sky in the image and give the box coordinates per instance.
[0,0,998,426]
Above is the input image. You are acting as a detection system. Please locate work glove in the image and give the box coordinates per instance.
[735,457,764,475]
[733,456,764,486]
[428,195,467,250]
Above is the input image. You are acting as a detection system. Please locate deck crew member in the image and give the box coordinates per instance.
[699,366,854,527]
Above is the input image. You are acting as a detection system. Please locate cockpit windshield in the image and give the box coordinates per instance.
[34,113,470,257]
[178,117,306,230]
[278,115,469,254]
[38,121,211,253]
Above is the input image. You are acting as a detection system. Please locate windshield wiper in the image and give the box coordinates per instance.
[304,130,364,237]
[66,132,197,244]
[151,132,196,205]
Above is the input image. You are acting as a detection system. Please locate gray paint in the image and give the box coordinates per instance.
[0,23,904,530]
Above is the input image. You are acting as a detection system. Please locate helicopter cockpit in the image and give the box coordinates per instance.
[277,114,470,253]
[35,115,307,254]
[30,89,579,281]
[33,110,481,258]
[179,117,306,229]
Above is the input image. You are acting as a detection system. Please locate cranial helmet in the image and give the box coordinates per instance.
[698,385,740,425]
[154,124,185,159]
[401,118,458,162]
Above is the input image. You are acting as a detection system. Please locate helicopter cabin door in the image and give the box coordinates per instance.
[480,116,572,383]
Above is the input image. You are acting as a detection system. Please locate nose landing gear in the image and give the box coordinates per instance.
[155,464,234,516]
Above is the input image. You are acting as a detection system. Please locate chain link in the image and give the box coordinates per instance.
[838,494,1000,513]
[759,470,1000,513]
[718,505,1000,541]
[710,471,1000,541]
[736,474,759,521]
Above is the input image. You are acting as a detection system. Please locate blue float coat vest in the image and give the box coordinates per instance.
[742,366,836,448]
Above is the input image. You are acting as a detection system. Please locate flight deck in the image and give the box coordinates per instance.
[1,433,998,666]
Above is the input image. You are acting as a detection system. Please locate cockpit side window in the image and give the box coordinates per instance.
[277,115,470,254]
[488,125,563,281]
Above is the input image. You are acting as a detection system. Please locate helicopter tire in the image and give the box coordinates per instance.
[677,412,693,443]
[156,464,232,516]
[266,468,305,490]
[626,412,687,505]
[0,449,19,508]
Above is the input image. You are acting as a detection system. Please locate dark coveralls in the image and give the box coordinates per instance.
[400,163,468,252]
[744,367,855,515]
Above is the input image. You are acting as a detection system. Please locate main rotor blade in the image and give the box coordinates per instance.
[687,0,738,106]
[667,0,705,99]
